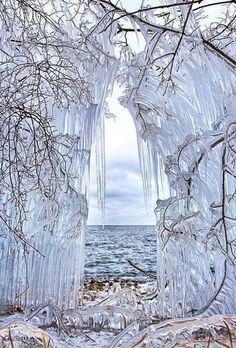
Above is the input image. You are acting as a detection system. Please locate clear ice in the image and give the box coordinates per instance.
[0,0,236,346]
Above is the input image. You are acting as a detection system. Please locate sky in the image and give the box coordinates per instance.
[87,85,156,225]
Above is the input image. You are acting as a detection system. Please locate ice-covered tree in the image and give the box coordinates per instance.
[0,0,235,327]
[0,0,118,310]
[112,0,236,317]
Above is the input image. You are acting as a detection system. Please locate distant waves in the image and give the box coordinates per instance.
[85,225,156,280]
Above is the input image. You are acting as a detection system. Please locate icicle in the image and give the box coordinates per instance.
[95,113,106,228]
[94,60,118,228]
[137,137,153,210]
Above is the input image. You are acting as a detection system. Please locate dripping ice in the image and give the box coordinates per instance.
[0,0,236,346]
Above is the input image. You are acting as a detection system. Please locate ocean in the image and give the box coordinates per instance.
[84,225,156,280]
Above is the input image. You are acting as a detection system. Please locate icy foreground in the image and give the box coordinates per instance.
[1,281,236,347]
[0,0,236,346]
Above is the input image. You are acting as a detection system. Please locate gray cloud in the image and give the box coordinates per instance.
[88,98,156,225]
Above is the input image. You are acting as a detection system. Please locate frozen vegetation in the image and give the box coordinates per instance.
[0,0,235,346]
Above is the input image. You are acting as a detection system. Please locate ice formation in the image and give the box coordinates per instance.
[0,1,117,310]
[118,315,236,347]
[0,0,235,346]
[120,0,236,317]
[2,282,236,347]
[0,321,61,347]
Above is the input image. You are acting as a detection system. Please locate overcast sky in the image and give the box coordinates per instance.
[87,84,156,225]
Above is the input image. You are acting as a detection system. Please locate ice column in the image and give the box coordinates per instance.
[121,16,236,316]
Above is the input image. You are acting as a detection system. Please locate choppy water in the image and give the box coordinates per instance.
[85,225,156,280]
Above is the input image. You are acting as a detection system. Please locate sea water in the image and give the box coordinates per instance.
[85,225,156,280]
